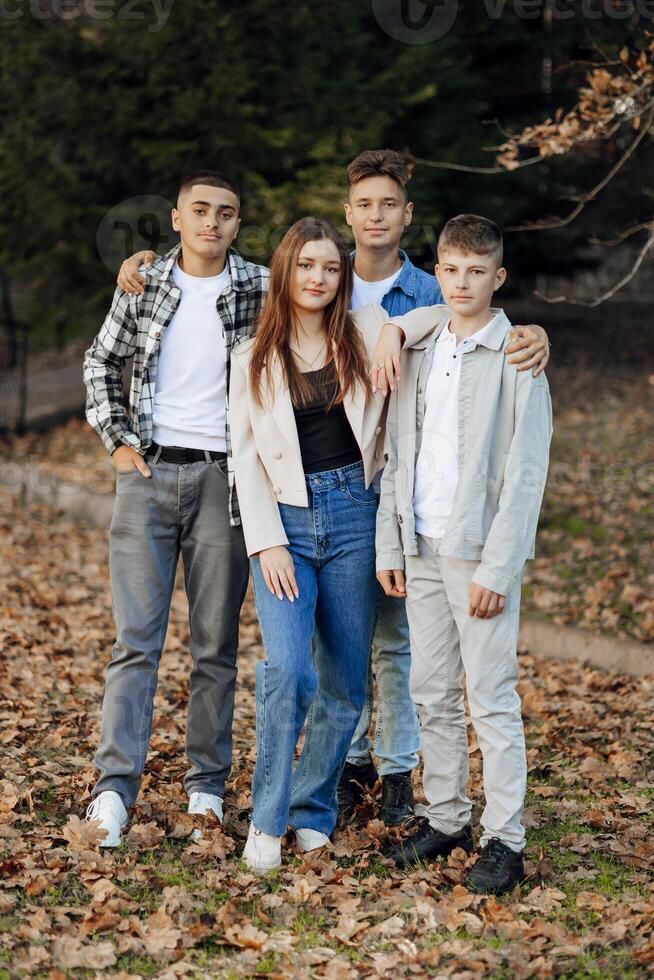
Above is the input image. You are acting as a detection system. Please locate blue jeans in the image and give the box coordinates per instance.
[346,584,420,776]
[250,461,378,838]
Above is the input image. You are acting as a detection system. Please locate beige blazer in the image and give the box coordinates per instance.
[229,301,450,556]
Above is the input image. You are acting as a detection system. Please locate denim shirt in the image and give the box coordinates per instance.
[350,249,443,316]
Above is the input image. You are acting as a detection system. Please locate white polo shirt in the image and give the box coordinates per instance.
[152,259,230,452]
[413,314,500,538]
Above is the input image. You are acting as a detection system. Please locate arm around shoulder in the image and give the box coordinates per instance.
[386,303,451,348]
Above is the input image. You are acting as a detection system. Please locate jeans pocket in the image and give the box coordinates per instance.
[344,478,377,507]
[213,458,229,478]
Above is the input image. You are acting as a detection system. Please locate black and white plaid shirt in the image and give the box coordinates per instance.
[83,242,269,526]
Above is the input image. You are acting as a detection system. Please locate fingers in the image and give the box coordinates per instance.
[513,353,542,373]
[393,569,406,595]
[392,351,401,388]
[377,571,395,596]
[268,568,284,601]
[262,564,276,597]
[506,343,532,363]
[127,272,146,295]
[263,563,298,601]
[143,250,158,267]
[468,589,479,618]
[377,364,388,397]
[135,458,152,478]
[533,346,550,377]
[370,363,386,395]
[469,587,506,618]
[279,567,298,603]
[288,565,299,600]
[385,352,398,392]
[118,265,146,295]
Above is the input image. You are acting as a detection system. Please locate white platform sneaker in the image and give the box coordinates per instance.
[295,828,331,852]
[243,823,282,872]
[85,791,128,848]
[188,792,224,841]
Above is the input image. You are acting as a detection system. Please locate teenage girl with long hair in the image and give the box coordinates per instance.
[230,217,447,870]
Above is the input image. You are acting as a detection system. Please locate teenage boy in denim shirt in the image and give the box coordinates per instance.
[338,151,550,827]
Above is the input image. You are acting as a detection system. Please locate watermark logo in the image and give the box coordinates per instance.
[372,0,654,42]
[0,0,175,33]
[372,0,458,43]
[96,195,176,274]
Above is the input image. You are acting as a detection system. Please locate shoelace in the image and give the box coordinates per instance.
[85,799,100,821]
[480,838,509,870]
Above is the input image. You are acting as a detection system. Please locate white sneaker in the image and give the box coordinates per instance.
[243,823,282,872]
[85,791,128,848]
[188,792,223,841]
[295,827,331,852]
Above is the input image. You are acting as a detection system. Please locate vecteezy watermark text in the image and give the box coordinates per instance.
[0,0,175,32]
[373,0,654,44]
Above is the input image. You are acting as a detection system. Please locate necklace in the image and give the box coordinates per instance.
[290,339,327,372]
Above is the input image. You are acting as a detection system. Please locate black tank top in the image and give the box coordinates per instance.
[292,364,362,475]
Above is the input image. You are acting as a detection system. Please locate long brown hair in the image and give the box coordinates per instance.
[249,217,371,410]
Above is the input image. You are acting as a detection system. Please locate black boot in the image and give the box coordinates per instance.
[384,817,473,869]
[379,772,415,826]
[465,838,525,895]
[337,760,378,822]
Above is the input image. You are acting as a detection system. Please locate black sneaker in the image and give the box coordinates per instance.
[379,772,415,826]
[384,817,473,869]
[337,760,378,821]
[465,838,525,895]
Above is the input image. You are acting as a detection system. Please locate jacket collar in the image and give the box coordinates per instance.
[147,243,253,290]
[413,308,512,353]
[349,248,417,297]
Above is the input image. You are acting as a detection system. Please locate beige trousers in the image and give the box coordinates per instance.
[405,534,527,852]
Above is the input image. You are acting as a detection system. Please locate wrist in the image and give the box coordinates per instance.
[384,321,405,343]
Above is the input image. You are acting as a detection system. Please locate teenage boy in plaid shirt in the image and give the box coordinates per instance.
[83,171,268,846]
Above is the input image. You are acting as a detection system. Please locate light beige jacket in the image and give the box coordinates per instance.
[229,302,450,556]
[376,306,553,595]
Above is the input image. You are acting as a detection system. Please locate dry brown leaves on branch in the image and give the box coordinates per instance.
[497,44,654,169]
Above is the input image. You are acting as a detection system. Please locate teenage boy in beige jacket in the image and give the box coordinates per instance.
[376,214,552,894]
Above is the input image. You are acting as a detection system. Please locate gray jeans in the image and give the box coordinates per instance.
[92,456,249,807]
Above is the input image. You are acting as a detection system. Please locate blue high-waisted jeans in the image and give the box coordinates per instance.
[250,461,378,837]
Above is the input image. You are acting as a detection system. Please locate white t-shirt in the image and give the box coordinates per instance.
[413,314,500,538]
[350,266,402,312]
[152,260,230,452]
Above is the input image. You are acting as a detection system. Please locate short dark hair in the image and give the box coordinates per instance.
[178,170,240,205]
[346,149,413,200]
[438,214,503,264]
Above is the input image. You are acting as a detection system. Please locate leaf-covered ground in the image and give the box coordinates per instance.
[1,476,653,978]
[5,361,654,643]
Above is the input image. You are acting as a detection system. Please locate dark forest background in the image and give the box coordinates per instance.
[0,2,652,344]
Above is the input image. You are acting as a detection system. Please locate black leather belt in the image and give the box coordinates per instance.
[145,442,227,465]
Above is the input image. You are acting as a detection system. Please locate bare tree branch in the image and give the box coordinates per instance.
[412,155,545,175]
[590,220,654,246]
[534,227,654,307]
[505,109,654,232]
